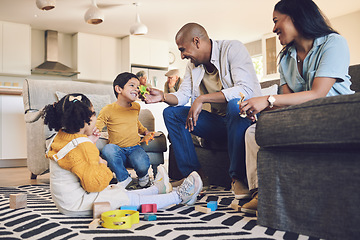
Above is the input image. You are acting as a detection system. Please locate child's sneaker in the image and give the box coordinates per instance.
[138,173,150,188]
[176,171,203,205]
[153,165,172,194]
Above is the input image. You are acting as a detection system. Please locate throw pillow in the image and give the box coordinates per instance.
[55,91,111,116]
[261,84,278,96]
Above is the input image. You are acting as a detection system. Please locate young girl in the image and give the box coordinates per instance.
[96,72,154,188]
[43,93,202,216]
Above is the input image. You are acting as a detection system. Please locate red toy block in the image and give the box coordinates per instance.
[140,204,157,213]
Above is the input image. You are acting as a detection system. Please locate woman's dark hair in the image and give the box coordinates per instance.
[42,93,95,134]
[275,0,338,57]
[113,72,139,98]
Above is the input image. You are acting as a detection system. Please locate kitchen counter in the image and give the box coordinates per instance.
[0,87,22,96]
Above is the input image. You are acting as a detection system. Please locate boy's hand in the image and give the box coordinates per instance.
[140,132,155,145]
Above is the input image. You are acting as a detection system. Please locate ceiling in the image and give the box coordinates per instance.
[0,0,360,46]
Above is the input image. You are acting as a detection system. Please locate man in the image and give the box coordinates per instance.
[164,69,183,93]
[136,70,152,88]
[143,23,262,199]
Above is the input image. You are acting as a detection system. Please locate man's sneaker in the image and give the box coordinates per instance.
[118,176,132,188]
[241,191,258,215]
[138,173,150,188]
[176,171,203,205]
[231,179,251,199]
[153,165,172,194]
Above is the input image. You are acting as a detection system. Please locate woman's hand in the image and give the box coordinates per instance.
[186,97,203,132]
[239,96,269,122]
[88,128,100,143]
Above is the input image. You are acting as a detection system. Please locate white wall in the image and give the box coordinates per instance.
[331,10,360,65]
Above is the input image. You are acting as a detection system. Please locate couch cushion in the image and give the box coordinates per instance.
[256,93,360,149]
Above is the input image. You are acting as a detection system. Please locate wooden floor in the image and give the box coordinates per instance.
[0,167,50,187]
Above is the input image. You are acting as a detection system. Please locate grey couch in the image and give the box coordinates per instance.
[256,64,360,239]
[22,79,166,179]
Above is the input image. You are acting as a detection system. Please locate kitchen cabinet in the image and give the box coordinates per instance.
[122,35,169,71]
[262,32,282,80]
[0,90,27,167]
[73,32,120,82]
[0,21,31,76]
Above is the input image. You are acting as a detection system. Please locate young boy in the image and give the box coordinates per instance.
[96,72,153,188]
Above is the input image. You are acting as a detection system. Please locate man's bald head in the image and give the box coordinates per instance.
[175,23,209,44]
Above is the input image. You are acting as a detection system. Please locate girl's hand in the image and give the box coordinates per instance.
[99,157,108,166]
[88,127,100,143]
[239,96,269,122]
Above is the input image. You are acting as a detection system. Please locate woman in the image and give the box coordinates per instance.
[239,0,354,214]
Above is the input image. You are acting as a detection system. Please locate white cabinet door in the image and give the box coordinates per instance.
[129,36,150,66]
[74,33,102,81]
[122,36,169,70]
[0,95,27,160]
[150,39,168,68]
[1,22,31,76]
[74,33,119,82]
[100,36,118,82]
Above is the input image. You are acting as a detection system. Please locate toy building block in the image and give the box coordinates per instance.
[195,205,211,213]
[144,214,157,221]
[207,201,218,211]
[140,204,157,213]
[121,205,138,211]
[230,199,241,211]
[93,202,111,219]
[9,193,27,209]
[88,218,101,230]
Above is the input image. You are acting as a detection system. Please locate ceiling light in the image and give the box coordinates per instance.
[130,3,148,35]
[36,0,56,11]
[84,0,104,25]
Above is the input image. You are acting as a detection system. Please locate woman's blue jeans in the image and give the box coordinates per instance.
[101,144,150,182]
[163,98,252,180]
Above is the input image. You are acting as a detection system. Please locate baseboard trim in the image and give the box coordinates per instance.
[0,159,27,168]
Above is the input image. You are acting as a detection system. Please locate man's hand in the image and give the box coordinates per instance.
[186,97,203,132]
[141,88,165,104]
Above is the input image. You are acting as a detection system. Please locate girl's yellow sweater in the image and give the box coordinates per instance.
[46,130,113,193]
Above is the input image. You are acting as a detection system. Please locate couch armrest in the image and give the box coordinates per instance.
[24,110,42,123]
[256,93,360,150]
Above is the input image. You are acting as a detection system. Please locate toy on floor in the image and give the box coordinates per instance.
[144,214,157,221]
[207,201,218,211]
[9,193,27,209]
[120,205,138,211]
[101,210,139,229]
[93,201,111,219]
[195,205,211,213]
[230,199,241,211]
[138,85,149,98]
[140,203,157,213]
[140,132,155,145]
